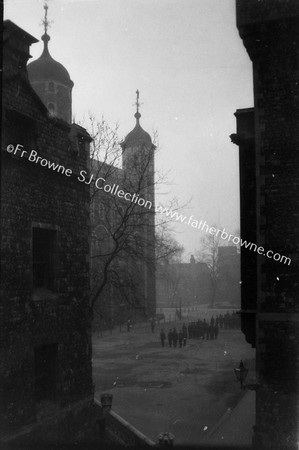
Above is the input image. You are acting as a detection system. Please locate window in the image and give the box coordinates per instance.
[3,109,36,150]
[34,344,58,402]
[32,228,56,290]
[78,136,86,153]
[48,81,55,92]
[98,203,105,218]
[47,103,56,116]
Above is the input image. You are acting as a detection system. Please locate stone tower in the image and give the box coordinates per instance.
[27,4,73,123]
[121,92,156,317]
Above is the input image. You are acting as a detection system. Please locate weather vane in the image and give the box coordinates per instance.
[41,1,53,35]
[134,89,143,113]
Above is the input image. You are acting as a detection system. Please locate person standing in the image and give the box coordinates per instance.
[219,314,224,329]
[202,319,207,340]
[206,324,210,340]
[168,329,173,348]
[182,323,187,339]
[178,329,183,348]
[160,329,166,347]
[151,318,155,333]
[214,323,219,339]
[182,323,188,346]
[173,328,178,348]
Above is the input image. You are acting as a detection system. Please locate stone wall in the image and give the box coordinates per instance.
[236,2,299,448]
[94,400,155,448]
[1,21,93,442]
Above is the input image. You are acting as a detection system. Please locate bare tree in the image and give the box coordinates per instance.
[83,115,184,325]
[156,230,184,308]
[155,224,184,264]
[195,231,222,308]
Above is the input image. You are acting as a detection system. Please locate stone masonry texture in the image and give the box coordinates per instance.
[236,1,299,448]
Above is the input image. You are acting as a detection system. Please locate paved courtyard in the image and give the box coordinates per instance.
[92,320,256,447]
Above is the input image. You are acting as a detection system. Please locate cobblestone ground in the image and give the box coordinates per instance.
[92,321,255,447]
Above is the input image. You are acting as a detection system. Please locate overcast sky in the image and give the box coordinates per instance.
[4,0,253,260]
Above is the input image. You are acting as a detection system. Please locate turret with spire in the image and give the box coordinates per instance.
[27,2,74,123]
[121,91,156,317]
[121,90,155,175]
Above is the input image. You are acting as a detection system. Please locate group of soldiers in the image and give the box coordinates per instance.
[188,312,240,340]
[217,311,241,329]
[187,318,219,340]
[160,324,188,348]
[159,311,240,347]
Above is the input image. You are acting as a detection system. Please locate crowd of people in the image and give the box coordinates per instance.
[160,324,188,348]
[159,311,240,348]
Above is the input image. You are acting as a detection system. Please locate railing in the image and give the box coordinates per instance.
[94,398,155,447]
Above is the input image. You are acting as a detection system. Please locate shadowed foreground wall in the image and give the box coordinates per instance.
[236,1,299,448]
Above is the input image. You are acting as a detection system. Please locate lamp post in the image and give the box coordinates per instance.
[234,360,249,389]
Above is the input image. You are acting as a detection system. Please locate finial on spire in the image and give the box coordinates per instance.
[43,3,49,34]
[41,2,53,37]
[42,2,51,35]
[134,89,142,122]
[136,89,140,113]
[41,2,53,50]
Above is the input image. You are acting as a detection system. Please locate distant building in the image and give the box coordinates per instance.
[1,20,100,445]
[217,245,240,306]
[157,248,240,309]
[156,255,211,308]
[233,1,299,447]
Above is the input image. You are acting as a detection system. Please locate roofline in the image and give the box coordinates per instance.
[4,20,39,44]
[234,107,254,116]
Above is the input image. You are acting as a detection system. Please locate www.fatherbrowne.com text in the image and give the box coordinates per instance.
[155,205,291,266]
[6,144,291,266]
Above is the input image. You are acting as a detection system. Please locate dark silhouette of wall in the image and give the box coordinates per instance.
[235,1,299,447]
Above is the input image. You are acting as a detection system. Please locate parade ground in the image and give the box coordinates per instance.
[92,315,256,447]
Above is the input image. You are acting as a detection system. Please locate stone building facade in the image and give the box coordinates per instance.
[230,107,256,345]
[217,245,240,306]
[157,248,240,310]
[1,21,99,446]
[233,1,299,447]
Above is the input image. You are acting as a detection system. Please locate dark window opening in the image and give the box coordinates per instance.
[3,109,36,150]
[48,81,55,92]
[32,228,56,290]
[34,344,58,402]
[47,103,56,116]
[78,136,85,153]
